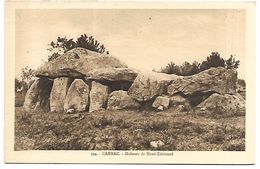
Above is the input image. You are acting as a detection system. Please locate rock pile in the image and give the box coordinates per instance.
[24,47,245,115]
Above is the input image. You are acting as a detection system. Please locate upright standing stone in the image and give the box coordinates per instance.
[24,78,53,113]
[50,77,73,112]
[89,81,109,112]
[64,79,90,112]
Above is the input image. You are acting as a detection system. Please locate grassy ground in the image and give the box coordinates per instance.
[15,107,245,151]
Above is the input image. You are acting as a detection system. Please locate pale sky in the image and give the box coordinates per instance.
[15,9,245,78]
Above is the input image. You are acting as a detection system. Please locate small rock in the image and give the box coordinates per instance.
[178,105,185,111]
[157,106,164,111]
[150,140,165,148]
[200,107,207,111]
[152,96,170,111]
[66,108,75,114]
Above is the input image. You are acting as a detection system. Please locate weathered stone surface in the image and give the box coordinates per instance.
[196,93,245,115]
[85,68,138,82]
[169,94,191,111]
[36,48,127,78]
[237,80,246,100]
[64,79,90,112]
[50,77,73,112]
[170,95,188,105]
[24,78,53,113]
[128,72,178,102]
[89,81,109,112]
[107,90,140,110]
[167,67,237,96]
[152,96,170,111]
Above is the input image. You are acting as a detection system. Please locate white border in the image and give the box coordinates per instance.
[1,0,258,167]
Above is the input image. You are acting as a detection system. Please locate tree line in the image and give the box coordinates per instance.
[160,52,240,76]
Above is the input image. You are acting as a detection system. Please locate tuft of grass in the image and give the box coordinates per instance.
[146,119,170,132]
[15,91,26,107]
[16,110,32,125]
[94,115,113,128]
[223,139,245,151]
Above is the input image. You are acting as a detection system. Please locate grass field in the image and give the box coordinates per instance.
[15,106,245,151]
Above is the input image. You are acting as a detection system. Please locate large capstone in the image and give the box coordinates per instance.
[89,81,109,112]
[64,79,90,113]
[128,72,178,102]
[36,48,127,78]
[85,68,138,83]
[167,67,237,96]
[50,77,73,113]
[107,90,140,110]
[23,78,53,113]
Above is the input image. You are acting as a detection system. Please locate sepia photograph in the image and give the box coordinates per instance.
[4,1,256,164]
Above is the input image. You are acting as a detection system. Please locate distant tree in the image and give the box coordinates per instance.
[47,34,108,61]
[20,66,36,87]
[190,61,200,75]
[225,55,240,69]
[76,34,106,54]
[161,60,200,76]
[180,61,193,76]
[200,52,225,71]
[15,78,24,92]
[15,66,36,106]
[159,52,240,76]
[160,61,181,75]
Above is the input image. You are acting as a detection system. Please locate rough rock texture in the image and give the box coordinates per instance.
[85,68,138,82]
[170,95,189,105]
[64,79,90,112]
[167,67,237,96]
[50,77,73,112]
[24,78,53,113]
[170,95,190,106]
[128,72,178,102]
[152,96,170,111]
[236,81,246,100]
[36,48,127,78]
[107,90,140,110]
[89,81,109,112]
[196,93,245,115]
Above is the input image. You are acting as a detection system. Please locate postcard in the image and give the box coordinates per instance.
[4,1,255,164]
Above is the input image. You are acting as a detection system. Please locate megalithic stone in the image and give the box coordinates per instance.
[23,77,53,113]
[89,81,109,112]
[64,79,90,113]
[50,77,73,113]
